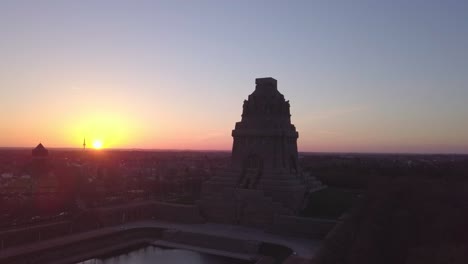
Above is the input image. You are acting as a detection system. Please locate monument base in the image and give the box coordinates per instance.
[197,169,324,227]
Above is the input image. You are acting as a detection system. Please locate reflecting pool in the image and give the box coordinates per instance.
[76,245,250,264]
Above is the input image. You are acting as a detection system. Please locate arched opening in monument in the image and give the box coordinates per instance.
[238,154,263,189]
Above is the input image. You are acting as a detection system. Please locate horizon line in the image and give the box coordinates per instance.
[1,146,467,155]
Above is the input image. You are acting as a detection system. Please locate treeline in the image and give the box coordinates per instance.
[314,175,468,264]
[302,155,468,189]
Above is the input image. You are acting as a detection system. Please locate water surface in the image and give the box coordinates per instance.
[77,245,249,264]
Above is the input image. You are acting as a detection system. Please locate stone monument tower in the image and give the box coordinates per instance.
[232,77,299,183]
[31,143,49,177]
[198,78,322,227]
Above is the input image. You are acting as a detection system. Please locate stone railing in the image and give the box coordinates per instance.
[162,229,260,255]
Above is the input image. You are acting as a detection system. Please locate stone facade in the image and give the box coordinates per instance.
[232,77,299,173]
[31,143,49,177]
[199,78,323,227]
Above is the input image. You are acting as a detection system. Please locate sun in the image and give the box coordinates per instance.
[92,140,103,149]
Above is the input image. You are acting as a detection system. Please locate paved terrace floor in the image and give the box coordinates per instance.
[0,220,322,261]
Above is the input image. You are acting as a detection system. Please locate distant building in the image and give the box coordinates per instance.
[31,143,49,177]
[198,78,323,227]
[32,143,49,157]
[27,143,61,195]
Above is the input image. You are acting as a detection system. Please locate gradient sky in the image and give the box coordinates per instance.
[0,0,467,153]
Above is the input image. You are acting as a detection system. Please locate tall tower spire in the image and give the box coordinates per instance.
[83,137,86,151]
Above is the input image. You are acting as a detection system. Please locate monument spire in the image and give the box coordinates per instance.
[83,137,86,151]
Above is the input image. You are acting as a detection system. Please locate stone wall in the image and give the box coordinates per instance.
[153,202,205,224]
[269,215,338,239]
[0,221,72,250]
[0,201,204,250]
[0,228,163,264]
[162,229,260,254]
[93,201,204,227]
[259,242,293,264]
[0,226,295,264]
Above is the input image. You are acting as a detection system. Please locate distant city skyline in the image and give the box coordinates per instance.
[1,1,467,154]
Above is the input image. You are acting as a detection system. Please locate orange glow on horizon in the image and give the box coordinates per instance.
[92,140,103,149]
[63,108,145,149]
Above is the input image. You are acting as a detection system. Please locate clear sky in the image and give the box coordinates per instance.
[0,0,467,153]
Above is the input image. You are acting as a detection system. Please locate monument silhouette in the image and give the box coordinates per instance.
[31,143,49,177]
[198,77,323,226]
